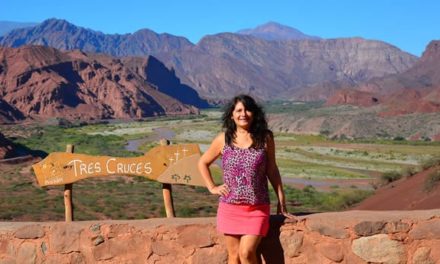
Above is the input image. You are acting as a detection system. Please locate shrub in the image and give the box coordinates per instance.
[380,171,402,184]
[401,166,419,178]
[423,170,440,192]
[421,156,440,170]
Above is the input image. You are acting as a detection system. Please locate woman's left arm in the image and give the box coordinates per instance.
[266,133,295,218]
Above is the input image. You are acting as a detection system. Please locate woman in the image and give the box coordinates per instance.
[198,94,294,264]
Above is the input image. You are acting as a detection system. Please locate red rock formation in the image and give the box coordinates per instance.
[325,89,380,107]
[0,45,199,122]
[327,40,440,116]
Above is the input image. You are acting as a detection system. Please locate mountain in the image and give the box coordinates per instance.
[162,35,417,100]
[0,18,193,56]
[121,56,210,108]
[0,21,38,36]
[0,45,205,122]
[237,21,320,41]
[0,19,418,100]
[326,40,440,115]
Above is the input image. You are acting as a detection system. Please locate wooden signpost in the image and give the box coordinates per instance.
[32,142,206,220]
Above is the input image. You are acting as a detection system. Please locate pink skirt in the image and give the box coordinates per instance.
[217,202,270,236]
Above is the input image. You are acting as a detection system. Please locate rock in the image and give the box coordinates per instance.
[69,252,86,264]
[317,241,344,262]
[409,219,440,240]
[306,222,348,239]
[176,225,215,248]
[16,242,36,264]
[352,234,406,264]
[280,230,303,258]
[385,221,411,233]
[105,224,132,238]
[0,238,15,257]
[413,247,435,264]
[0,257,16,264]
[354,221,386,236]
[190,246,228,264]
[93,234,151,261]
[93,235,104,246]
[40,242,47,255]
[14,225,44,239]
[49,223,82,254]
[151,240,174,257]
[89,223,100,233]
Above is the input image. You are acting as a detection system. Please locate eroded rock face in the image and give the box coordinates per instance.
[326,40,440,116]
[0,45,202,122]
[1,210,440,263]
[0,19,418,101]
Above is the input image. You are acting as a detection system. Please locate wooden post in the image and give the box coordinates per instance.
[64,144,74,222]
[160,139,175,218]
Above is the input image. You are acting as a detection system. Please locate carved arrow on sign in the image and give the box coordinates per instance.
[32,144,205,187]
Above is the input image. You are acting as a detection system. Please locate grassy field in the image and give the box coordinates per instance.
[1,109,439,220]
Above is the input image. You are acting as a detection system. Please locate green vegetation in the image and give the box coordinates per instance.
[264,101,325,114]
[423,170,440,192]
[13,125,137,157]
[273,185,374,213]
[2,109,440,220]
[380,171,403,184]
[421,156,440,170]
[0,161,373,221]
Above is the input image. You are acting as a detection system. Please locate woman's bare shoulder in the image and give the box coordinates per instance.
[211,132,225,151]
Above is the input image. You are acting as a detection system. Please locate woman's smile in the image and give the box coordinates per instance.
[232,102,253,128]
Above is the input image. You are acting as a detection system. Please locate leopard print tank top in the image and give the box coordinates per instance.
[220,144,270,205]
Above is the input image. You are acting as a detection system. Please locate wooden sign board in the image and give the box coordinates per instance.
[32,144,206,187]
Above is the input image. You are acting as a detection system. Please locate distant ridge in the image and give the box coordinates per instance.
[237,21,320,41]
[0,21,38,36]
[0,18,193,56]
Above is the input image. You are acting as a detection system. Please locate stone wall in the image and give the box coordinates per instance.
[0,210,439,263]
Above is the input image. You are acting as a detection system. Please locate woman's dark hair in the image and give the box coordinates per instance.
[222,94,271,148]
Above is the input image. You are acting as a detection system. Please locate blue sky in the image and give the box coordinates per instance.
[1,0,439,56]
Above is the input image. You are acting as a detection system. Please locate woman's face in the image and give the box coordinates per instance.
[231,101,253,129]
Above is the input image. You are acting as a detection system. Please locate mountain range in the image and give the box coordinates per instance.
[0,19,417,99]
[0,18,439,122]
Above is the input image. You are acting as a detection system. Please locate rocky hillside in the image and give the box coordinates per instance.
[0,45,205,122]
[268,104,440,140]
[354,165,440,210]
[326,40,440,116]
[0,19,418,100]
